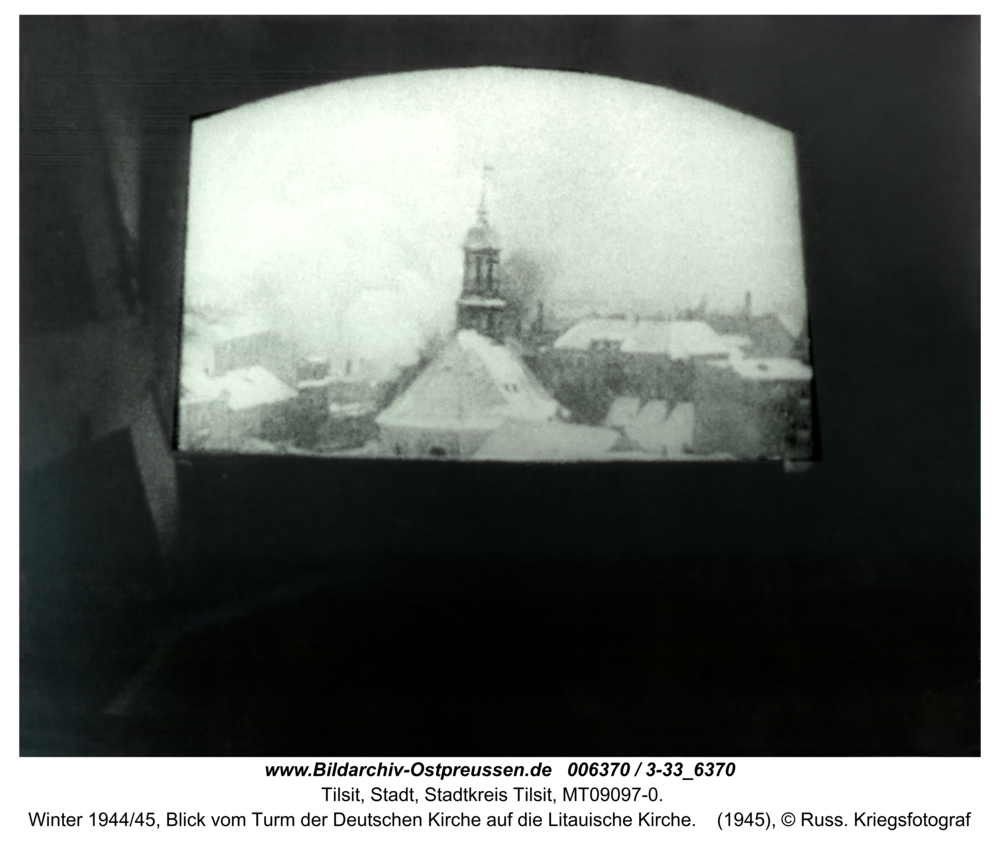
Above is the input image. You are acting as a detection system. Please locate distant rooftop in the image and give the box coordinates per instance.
[218,366,298,410]
[183,365,297,411]
[554,318,732,359]
[728,356,813,382]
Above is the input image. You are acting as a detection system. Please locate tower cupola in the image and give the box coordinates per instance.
[456,166,508,340]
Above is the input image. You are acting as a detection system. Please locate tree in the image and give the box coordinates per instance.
[497,251,549,337]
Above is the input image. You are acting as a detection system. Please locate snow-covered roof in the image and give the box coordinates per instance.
[457,295,507,308]
[457,330,530,387]
[624,401,695,456]
[329,401,376,418]
[729,357,813,382]
[297,377,333,389]
[774,312,802,338]
[216,366,298,411]
[474,420,621,461]
[605,396,642,429]
[181,363,225,403]
[621,321,732,357]
[634,398,669,425]
[553,318,731,359]
[552,318,635,350]
[377,330,561,432]
[720,333,753,351]
[181,364,297,410]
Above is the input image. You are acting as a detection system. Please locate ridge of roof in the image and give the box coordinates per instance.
[377,330,560,431]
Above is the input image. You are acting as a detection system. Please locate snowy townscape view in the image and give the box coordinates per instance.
[179,69,814,461]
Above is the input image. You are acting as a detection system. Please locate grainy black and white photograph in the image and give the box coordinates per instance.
[21,17,978,759]
[179,69,814,461]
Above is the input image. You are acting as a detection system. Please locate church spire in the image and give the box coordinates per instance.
[457,164,506,340]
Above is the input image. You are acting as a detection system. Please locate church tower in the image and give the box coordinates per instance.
[456,167,508,341]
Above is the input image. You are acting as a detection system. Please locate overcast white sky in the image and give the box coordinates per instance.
[185,67,807,372]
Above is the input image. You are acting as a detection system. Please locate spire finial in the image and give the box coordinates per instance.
[477,164,494,223]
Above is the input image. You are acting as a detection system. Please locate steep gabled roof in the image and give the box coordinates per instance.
[376,330,561,432]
